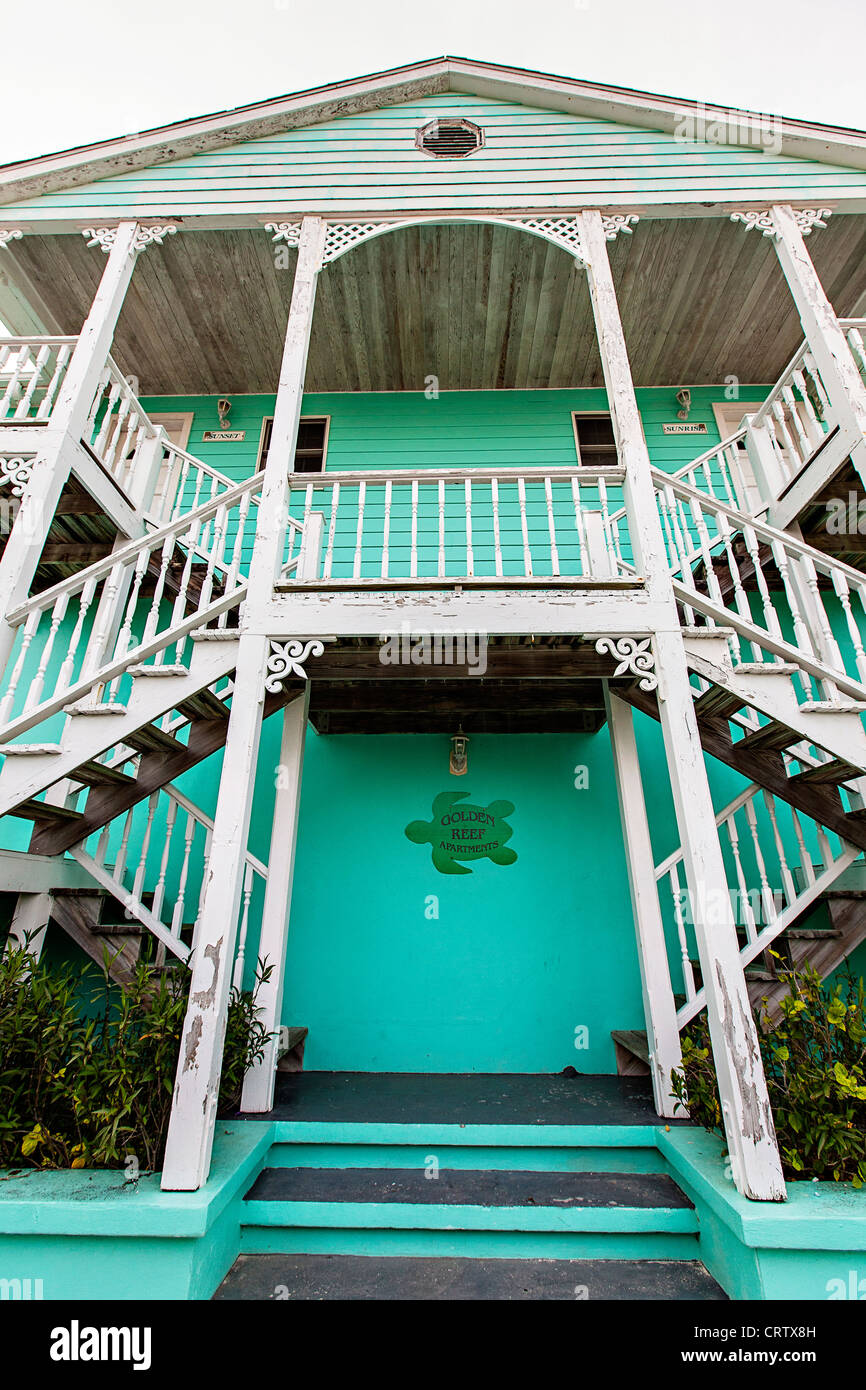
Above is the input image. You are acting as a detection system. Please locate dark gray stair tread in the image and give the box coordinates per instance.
[214,1253,726,1300]
[257,1071,685,1126]
[787,927,843,938]
[11,798,84,823]
[245,1167,693,1210]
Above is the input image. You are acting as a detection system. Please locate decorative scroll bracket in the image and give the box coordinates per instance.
[0,456,36,497]
[601,214,640,241]
[0,229,23,250]
[265,637,333,691]
[82,225,179,253]
[595,635,658,692]
[264,221,302,249]
[730,208,832,238]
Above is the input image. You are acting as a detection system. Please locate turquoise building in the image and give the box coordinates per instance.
[1,56,866,1301]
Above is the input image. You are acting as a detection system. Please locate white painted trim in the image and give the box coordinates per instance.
[147,411,194,451]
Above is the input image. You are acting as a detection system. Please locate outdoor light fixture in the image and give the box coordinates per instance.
[450,727,469,776]
[675,387,691,420]
[217,397,233,428]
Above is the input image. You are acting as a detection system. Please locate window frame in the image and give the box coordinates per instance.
[571,410,619,468]
[148,411,195,452]
[256,414,331,473]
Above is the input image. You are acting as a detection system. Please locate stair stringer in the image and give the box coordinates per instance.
[0,635,239,817]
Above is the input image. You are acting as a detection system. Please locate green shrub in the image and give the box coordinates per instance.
[672,960,866,1186]
[0,944,272,1172]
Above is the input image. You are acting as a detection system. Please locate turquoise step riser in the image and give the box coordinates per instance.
[269,1122,663,1148]
[264,1143,668,1174]
[239,1227,701,1261]
[242,1199,698,1235]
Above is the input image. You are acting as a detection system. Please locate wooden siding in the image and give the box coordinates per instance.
[5,94,866,220]
[141,385,757,481]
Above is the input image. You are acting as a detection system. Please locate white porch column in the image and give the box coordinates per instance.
[161,217,326,1191]
[0,221,141,672]
[769,204,866,482]
[240,688,310,1113]
[605,689,682,1116]
[4,891,51,969]
[578,209,786,1201]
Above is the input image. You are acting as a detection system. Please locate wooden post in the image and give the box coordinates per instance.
[128,424,168,513]
[743,413,789,506]
[578,209,786,1201]
[0,221,141,674]
[5,891,51,970]
[161,218,325,1191]
[240,688,310,1113]
[770,204,866,483]
[605,688,683,1115]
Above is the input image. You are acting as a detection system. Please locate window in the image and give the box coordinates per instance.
[572,413,618,467]
[258,416,329,472]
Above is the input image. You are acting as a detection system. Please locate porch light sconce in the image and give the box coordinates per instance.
[217,397,233,428]
[450,727,469,777]
[675,388,691,420]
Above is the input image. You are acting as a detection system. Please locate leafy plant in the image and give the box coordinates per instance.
[672,960,866,1185]
[0,944,272,1172]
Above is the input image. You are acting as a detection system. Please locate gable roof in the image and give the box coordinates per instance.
[2,55,866,206]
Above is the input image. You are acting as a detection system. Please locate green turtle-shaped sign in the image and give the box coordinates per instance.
[405,791,517,875]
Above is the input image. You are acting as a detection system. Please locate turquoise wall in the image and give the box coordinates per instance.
[141,384,759,484]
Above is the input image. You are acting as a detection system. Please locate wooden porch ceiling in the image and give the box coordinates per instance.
[304,636,626,735]
[6,214,866,394]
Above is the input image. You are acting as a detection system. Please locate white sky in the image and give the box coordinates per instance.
[1,0,864,167]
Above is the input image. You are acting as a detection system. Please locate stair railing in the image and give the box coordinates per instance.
[148,441,241,527]
[839,319,866,389]
[0,337,78,424]
[0,469,302,740]
[654,781,861,1030]
[655,468,866,701]
[68,780,267,976]
[747,342,833,493]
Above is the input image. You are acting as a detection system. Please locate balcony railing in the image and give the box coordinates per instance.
[0,336,77,423]
[283,465,633,584]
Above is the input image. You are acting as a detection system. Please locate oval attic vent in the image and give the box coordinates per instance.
[416,118,484,158]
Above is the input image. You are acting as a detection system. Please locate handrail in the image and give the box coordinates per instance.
[671,581,866,705]
[162,780,268,880]
[289,464,627,486]
[7,469,273,626]
[653,782,761,879]
[654,465,866,590]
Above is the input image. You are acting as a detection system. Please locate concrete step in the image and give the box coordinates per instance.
[240,1165,699,1256]
[214,1251,727,1301]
